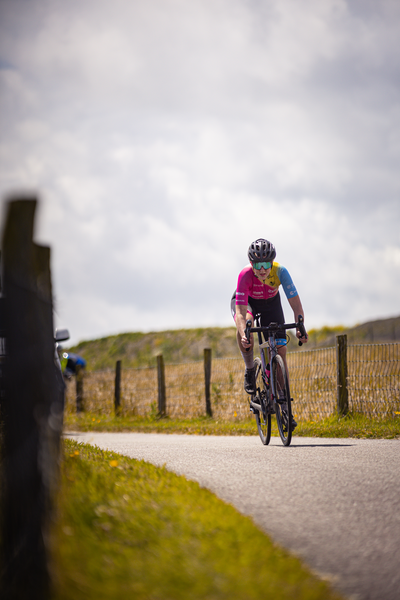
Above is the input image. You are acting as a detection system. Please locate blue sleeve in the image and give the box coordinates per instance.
[76,356,86,367]
[277,265,298,300]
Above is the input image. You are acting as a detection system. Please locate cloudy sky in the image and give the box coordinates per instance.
[1,0,399,345]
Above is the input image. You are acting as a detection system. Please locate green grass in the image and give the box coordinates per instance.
[295,412,400,439]
[64,413,257,435]
[51,440,344,599]
[64,412,400,439]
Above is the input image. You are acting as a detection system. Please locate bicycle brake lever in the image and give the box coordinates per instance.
[297,315,307,346]
[244,319,252,352]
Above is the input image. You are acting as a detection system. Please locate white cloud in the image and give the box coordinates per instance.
[1,0,399,345]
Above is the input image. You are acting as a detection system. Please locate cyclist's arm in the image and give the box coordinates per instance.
[235,305,252,349]
[287,295,308,343]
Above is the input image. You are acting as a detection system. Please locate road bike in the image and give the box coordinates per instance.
[245,315,307,447]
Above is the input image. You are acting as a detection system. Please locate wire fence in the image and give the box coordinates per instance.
[348,343,400,417]
[287,347,337,421]
[64,342,400,421]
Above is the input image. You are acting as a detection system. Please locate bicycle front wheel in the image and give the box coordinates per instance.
[272,355,292,446]
[252,357,272,445]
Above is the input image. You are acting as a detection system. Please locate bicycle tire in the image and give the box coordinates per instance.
[272,354,292,446]
[252,357,272,445]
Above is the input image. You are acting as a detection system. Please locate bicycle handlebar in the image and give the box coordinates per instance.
[245,315,308,347]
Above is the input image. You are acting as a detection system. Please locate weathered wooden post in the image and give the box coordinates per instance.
[204,348,212,417]
[336,334,349,416]
[0,197,64,599]
[75,365,84,412]
[157,354,166,417]
[114,360,121,415]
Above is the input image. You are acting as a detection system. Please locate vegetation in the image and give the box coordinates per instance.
[306,325,346,346]
[64,412,400,439]
[294,412,400,439]
[65,327,239,371]
[66,315,400,371]
[307,315,400,347]
[51,439,344,599]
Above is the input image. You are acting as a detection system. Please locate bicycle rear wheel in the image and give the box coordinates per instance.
[252,357,271,445]
[272,355,292,446]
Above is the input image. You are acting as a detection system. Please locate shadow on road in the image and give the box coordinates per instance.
[288,443,354,448]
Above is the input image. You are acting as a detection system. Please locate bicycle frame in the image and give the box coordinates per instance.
[249,314,302,394]
[245,314,307,446]
[248,315,283,411]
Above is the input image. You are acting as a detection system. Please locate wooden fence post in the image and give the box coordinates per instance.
[157,354,166,417]
[114,360,121,415]
[204,348,212,417]
[75,365,84,413]
[336,334,349,416]
[0,197,63,599]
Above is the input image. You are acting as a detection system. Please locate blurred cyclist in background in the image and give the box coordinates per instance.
[59,350,86,380]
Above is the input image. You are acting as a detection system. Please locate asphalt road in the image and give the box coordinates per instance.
[66,432,400,600]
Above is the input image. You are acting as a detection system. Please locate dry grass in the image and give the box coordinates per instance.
[65,359,251,420]
[65,343,400,422]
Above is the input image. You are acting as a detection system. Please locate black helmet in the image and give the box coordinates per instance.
[248,238,276,263]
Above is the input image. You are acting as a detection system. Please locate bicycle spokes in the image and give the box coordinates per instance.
[252,357,271,445]
[272,355,292,446]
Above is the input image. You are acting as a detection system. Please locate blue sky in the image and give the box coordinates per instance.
[1,0,399,345]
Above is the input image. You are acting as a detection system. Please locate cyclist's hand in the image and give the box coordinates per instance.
[241,333,252,349]
[296,329,308,343]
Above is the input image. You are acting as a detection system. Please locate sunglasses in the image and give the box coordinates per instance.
[252,261,272,270]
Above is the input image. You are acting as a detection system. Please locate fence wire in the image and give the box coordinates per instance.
[348,343,400,417]
[286,347,336,421]
[64,343,400,421]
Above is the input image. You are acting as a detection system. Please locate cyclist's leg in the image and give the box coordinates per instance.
[231,292,255,393]
[277,344,288,381]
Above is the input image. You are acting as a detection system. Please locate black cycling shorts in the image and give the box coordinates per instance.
[231,290,287,342]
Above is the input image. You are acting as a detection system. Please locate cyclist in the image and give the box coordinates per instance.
[231,238,308,396]
[60,351,87,380]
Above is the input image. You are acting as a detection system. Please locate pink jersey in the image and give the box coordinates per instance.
[235,262,298,306]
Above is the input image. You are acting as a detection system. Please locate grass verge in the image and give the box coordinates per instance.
[52,440,344,600]
[294,412,400,439]
[64,412,400,439]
